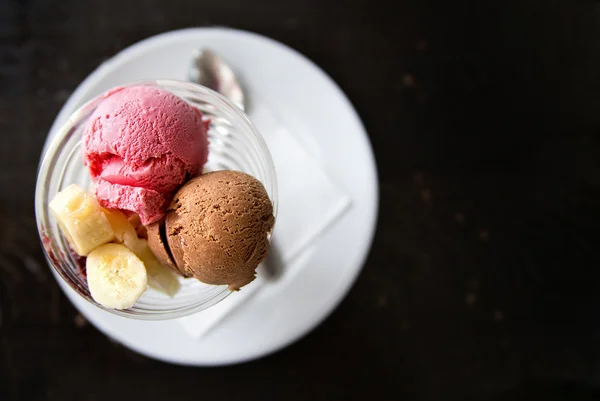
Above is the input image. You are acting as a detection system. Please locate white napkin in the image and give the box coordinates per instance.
[176,100,351,339]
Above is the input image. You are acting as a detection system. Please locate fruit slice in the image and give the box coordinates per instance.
[49,184,114,256]
[103,209,181,297]
[86,243,147,309]
[103,208,135,243]
[135,242,181,297]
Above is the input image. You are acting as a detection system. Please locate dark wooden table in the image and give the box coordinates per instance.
[2,0,600,400]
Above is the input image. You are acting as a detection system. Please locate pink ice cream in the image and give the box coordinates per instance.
[83,86,209,225]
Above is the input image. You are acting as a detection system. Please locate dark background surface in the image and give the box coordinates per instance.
[2,0,600,400]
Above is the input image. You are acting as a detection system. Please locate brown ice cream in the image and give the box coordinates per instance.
[148,170,274,290]
[146,222,189,277]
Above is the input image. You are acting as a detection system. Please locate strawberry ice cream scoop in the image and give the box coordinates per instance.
[83,86,209,225]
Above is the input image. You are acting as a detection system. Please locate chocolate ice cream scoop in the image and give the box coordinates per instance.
[149,170,274,290]
[146,222,190,278]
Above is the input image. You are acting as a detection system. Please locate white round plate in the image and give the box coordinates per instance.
[46,28,378,366]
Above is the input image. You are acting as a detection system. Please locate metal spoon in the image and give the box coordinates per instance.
[189,49,283,279]
[189,49,246,112]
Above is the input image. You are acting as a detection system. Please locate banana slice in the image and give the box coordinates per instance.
[103,209,136,244]
[135,242,181,297]
[49,184,114,256]
[103,209,181,297]
[86,243,147,309]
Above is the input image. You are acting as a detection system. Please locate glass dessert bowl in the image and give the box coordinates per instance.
[35,80,278,320]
